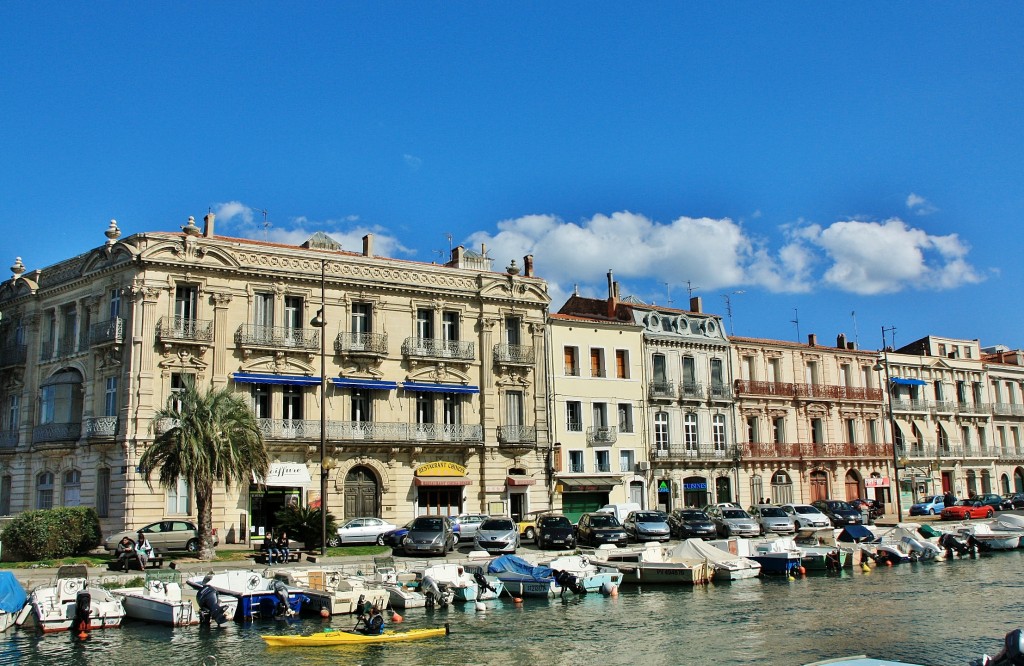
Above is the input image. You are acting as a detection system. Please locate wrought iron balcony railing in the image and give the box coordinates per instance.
[235,324,319,351]
[493,343,535,365]
[0,430,17,449]
[89,318,125,346]
[32,422,81,443]
[497,425,537,445]
[586,426,617,445]
[157,316,214,343]
[334,332,389,355]
[0,344,26,368]
[401,337,476,361]
[648,381,675,400]
[680,382,704,400]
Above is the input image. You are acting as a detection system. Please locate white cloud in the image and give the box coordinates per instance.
[403,154,423,170]
[906,192,938,216]
[214,201,256,226]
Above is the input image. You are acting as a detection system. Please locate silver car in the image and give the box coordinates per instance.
[451,513,489,543]
[474,517,520,554]
[622,510,671,542]
[748,505,797,536]
[706,506,760,538]
[780,503,832,529]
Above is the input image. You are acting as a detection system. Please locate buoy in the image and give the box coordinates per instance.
[861,563,871,572]
[787,575,796,581]
[798,566,807,575]
[475,601,485,611]
[885,561,893,567]
[319,607,330,618]
[391,611,403,623]
[78,631,89,640]
[609,585,619,597]
[513,597,523,605]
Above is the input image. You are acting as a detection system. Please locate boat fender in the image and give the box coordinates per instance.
[391,611,403,623]
[444,622,451,635]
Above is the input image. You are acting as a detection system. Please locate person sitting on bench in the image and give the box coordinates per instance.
[276,530,291,563]
[136,531,155,569]
[262,530,281,564]
[115,536,136,571]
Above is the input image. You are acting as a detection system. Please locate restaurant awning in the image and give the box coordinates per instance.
[556,476,621,489]
[402,382,480,394]
[413,477,472,487]
[330,377,399,390]
[232,372,321,386]
[253,462,313,487]
[890,377,927,386]
[506,475,537,487]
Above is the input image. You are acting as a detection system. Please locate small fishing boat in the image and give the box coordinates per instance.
[421,563,505,602]
[677,538,761,581]
[590,542,711,585]
[0,571,27,633]
[17,565,125,633]
[543,554,625,592]
[110,571,200,627]
[185,570,306,621]
[274,568,388,616]
[485,555,559,597]
[958,522,1023,551]
[747,538,804,575]
[262,623,450,647]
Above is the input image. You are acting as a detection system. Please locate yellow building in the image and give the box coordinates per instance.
[0,216,551,541]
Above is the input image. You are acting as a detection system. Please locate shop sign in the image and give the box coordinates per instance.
[683,481,707,491]
[414,461,467,477]
[658,480,671,493]
[865,477,890,488]
[485,485,505,493]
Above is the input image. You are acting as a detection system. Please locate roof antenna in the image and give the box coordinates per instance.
[686,280,701,299]
[260,209,271,240]
[664,282,673,306]
[791,308,801,342]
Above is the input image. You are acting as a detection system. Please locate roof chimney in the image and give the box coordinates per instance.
[362,233,374,257]
[607,270,619,319]
[837,333,847,349]
[450,245,464,267]
[524,254,534,277]
[690,296,702,313]
[808,333,817,347]
[203,211,216,238]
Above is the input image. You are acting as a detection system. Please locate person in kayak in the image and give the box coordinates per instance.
[357,606,385,635]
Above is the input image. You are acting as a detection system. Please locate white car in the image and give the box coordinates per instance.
[780,503,831,529]
[328,517,397,546]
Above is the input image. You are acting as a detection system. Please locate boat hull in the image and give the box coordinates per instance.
[25,576,125,633]
[262,625,449,646]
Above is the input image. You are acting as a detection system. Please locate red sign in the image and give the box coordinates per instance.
[865,477,890,488]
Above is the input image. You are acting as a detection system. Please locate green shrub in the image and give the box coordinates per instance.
[1,507,102,560]
[273,504,337,550]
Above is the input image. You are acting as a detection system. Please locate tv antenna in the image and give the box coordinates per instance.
[685,280,701,300]
[433,232,454,262]
[664,282,673,306]
[722,291,745,336]
[791,308,801,342]
[260,209,271,240]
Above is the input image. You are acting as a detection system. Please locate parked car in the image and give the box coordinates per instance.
[849,498,884,521]
[1002,492,1024,510]
[667,508,717,539]
[104,520,217,554]
[329,517,397,546]
[402,516,457,556]
[973,493,1005,511]
[474,517,520,554]
[516,510,549,542]
[909,495,946,516]
[596,502,642,523]
[811,500,863,527]
[747,505,797,536]
[575,512,629,547]
[941,500,995,521]
[381,521,414,549]
[780,503,832,529]
[705,505,760,538]
[450,513,489,542]
[535,513,577,550]
[622,510,671,542]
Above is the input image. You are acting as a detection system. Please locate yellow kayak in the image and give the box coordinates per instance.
[262,624,450,647]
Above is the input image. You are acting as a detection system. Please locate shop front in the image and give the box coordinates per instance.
[413,461,471,516]
[555,476,620,523]
[249,461,312,540]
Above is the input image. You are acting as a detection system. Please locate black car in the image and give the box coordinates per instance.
[535,513,576,550]
[667,509,717,539]
[1002,492,1024,510]
[811,500,863,527]
[574,512,628,547]
[974,493,1006,510]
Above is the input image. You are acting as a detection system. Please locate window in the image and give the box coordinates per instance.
[710,358,724,388]
[0,475,9,515]
[863,366,874,389]
[615,350,628,379]
[933,381,944,401]
[564,346,579,376]
[979,427,988,453]
[842,364,853,388]
[962,426,972,454]
[595,450,611,473]
[505,391,524,427]
[104,377,118,417]
[443,394,461,426]
[167,477,190,515]
[769,358,782,383]
[973,382,984,404]
[811,418,824,445]
[590,348,605,377]
[416,394,434,424]
[683,357,696,387]
[5,394,19,432]
[592,402,608,428]
[566,401,582,431]
[63,469,81,506]
[746,416,758,443]
[957,381,968,404]
[284,295,303,332]
[684,412,698,452]
[416,308,434,339]
[351,390,370,422]
[441,311,459,341]
[96,468,110,518]
[252,384,271,419]
[254,292,274,327]
[175,285,199,322]
[37,471,54,509]
[351,302,372,334]
[282,386,302,420]
[867,419,878,444]
[846,419,856,444]
[652,354,667,383]
[61,305,78,355]
[569,450,585,473]
[39,370,84,426]
[743,357,756,382]
[617,403,633,433]
[938,343,947,357]
[619,449,635,473]
[654,412,669,452]
[805,361,819,386]
[40,386,56,424]
[170,373,193,412]
[505,316,521,346]
[773,417,785,444]
[712,414,726,453]
[965,346,973,359]
[108,287,121,319]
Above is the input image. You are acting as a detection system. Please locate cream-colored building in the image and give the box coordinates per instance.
[0,216,552,541]
[546,303,646,521]
[731,333,893,508]
[982,346,1024,494]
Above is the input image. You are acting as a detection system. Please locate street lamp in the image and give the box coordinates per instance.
[310,259,328,555]
[874,326,903,522]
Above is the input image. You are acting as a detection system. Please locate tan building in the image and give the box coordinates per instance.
[0,216,551,541]
[731,333,893,509]
[547,299,646,522]
[982,346,1024,494]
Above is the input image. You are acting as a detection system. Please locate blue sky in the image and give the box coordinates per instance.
[3,4,1022,350]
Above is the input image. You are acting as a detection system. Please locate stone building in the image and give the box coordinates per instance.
[982,346,1024,494]
[0,216,551,541]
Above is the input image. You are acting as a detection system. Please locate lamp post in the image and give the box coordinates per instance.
[874,325,903,522]
[310,259,328,555]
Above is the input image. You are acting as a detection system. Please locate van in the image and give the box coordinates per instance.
[596,503,642,523]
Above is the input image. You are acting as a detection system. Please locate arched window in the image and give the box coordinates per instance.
[770,470,793,505]
[63,469,81,506]
[36,471,54,509]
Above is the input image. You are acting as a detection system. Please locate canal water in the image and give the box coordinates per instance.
[4,550,1023,666]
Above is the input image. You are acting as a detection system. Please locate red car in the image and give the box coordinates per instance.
[940,500,995,521]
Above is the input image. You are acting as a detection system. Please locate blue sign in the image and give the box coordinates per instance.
[683,482,707,491]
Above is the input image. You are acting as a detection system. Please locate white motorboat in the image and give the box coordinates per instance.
[0,571,26,633]
[111,571,200,627]
[674,539,761,580]
[17,565,125,633]
[590,542,711,585]
[740,537,804,575]
[274,568,388,615]
[543,554,625,592]
[958,522,1023,551]
[421,563,504,601]
[185,569,306,621]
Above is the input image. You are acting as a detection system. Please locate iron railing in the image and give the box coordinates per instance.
[648,381,675,399]
[235,324,319,351]
[401,337,475,361]
[586,426,618,445]
[32,422,81,443]
[0,430,17,448]
[493,343,535,365]
[680,382,704,400]
[497,425,537,444]
[0,344,26,367]
[157,316,214,343]
[334,332,389,355]
[89,318,125,345]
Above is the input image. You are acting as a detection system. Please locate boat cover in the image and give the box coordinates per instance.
[671,539,752,566]
[837,525,876,543]
[487,555,553,581]
[918,524,943,539]
[0,571,26,614]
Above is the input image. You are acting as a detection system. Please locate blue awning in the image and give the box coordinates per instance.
[402,382,480,394]
[231,372,321,386]
[330,377,398,390]
[890,377,927,386]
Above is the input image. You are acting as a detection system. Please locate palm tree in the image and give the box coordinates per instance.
[141,380,269,560]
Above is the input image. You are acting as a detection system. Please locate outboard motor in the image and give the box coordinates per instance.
[421,576,453,608]
[975,628,1024,666]
[938,533,972,558]
[197,584,230,626]
[72,590,92,636]
[553,569,586,596]
[272,579,293,617]
[473,571,496,594]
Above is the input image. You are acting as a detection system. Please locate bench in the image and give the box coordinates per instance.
[250,544,309,565]
[107,553,166,571]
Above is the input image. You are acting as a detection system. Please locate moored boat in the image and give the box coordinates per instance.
[262,623,450,647]
[958,523,1023,551]
[0,571,27,633]
[272,568,387,616]
[422,563,505,602]
[543,554,625,591]
[589,542,711,585]
[17,565,125,633]
[111,571,199,627]
[678,539,761,580]
[185,570,306,621]
[485,555,559,597]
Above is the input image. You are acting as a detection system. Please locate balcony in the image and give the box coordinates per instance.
[411,423,483,443]
[740,442,891,460]
[0,430,17,449]
[497,425,537,445]
[652,445,739,461]
[39,339,80,362]
[153,417,180,435]
[679,382,704,401]
[932,401,956,414]
[330,421,410,442]
[735,380,883,402]
[254,419,483,443]
[334,332,388,356]
[402,337,475,361]
[708,383,731,401]
[648,381,676,400]
[892,399,930,413]
[235,324,319,352]
[992,403,1024,417]
[735,380,796,397]
[32,422,81,444]
[157,316,213,344]
[0,344,26,368]
[958,401,990,415]
[586,426,618,445]
[84,416,119,438]
[897,444,937,459]
[493,343,535,366]
[89,318,125,346]
[937,445,964,458]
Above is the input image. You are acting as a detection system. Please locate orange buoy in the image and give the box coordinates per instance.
[78,631,89,640]
[513,597,523,605]
[886,561,893,567]
[610,585,619,597]
[799,566,807,575]
[392,611,403,623]
[319,607,330,618]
